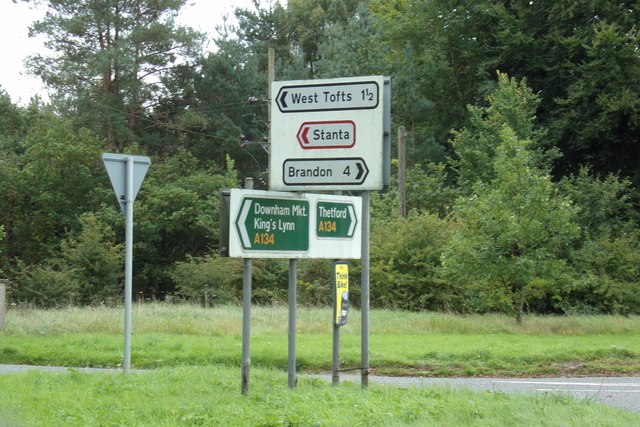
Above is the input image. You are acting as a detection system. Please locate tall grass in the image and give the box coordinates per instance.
[4,303,640,336]
[2,304,639,376]
[1,366,639,426]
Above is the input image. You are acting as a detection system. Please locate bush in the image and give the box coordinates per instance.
[61,214,123,304]
[10,214,123,307]
[558,167,639,239]
[297,259,339,306]
[370,212,457,311]
[252,259,289,305]
[11,259,80,307]
[560,233,640,314]
[172,254,244,306]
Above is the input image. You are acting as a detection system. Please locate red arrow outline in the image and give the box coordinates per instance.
[296,120,356,149]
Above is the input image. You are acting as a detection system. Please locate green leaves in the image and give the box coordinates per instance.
[444,75,579,322]
[28,0,205,150]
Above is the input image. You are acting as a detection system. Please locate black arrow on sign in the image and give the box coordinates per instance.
[356,162,365,180]
[279,90,288,109]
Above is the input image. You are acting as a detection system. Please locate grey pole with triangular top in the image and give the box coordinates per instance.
[102,153,150,373]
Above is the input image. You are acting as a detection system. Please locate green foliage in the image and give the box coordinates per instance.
[444,125,578,322]
[371,212,456,311]
[297,259,335,306]
[284,0,363,76]
[11,259,81,307]
[0,224,5,276]
[189,40,269,174]
[115,152,239,296]
[555,168,640,314]
[405,162,458,217]
[59,214,123,305]
[27,0,204,149]
[562,233,640,315]
[3,365,638,427]
[450,72,544,191]
[315,2,385,78]
[4,0,640,315]
[0,89,28,142]
[172,254,244,305]
[370,0,497,150]
[443,76,579,322]
[549,17,640,179]
[10,214,123,307]
[558,167,639,238]
[372,0,640,184]
[235,0,292,71]
[1,115,106,264]
[251,259,290,304]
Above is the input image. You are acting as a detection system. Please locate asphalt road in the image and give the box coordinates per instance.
[1,365,638,413]
[311,374,640,413]
[0,364,123,374]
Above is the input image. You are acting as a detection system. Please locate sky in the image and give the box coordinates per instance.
[0,0,264,105]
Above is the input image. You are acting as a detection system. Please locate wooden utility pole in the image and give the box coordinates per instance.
[398,126,407,218]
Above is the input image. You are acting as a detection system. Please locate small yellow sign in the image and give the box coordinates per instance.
[334,262,349,327]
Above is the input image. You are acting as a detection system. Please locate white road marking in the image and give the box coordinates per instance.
[536,389,640,393]
[494,380,640,387]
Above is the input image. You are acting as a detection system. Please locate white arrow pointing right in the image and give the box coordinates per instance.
[347,204,357,237]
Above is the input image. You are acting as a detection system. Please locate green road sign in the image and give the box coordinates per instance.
[316,201,357,238]
[228,189,362,259]
[235,196,309,251]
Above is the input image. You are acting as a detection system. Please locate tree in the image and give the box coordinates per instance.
[286,0,362,76]
[26,0,204,149]
[112,153,239,297]
[450,72,546,192]
[371,0,497,155]
[442,75,579,323]
[370,0,640,182]
[59,213,124,304]
[0,114,106,265]
[234,0,291,72]
[188,38,269,175]
[315,2,386,79]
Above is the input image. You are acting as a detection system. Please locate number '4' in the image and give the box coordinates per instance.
[343,166,351,176]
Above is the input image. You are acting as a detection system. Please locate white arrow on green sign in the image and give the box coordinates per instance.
[316,201,357,238]
[235,196,310,251]
[228,189,362,259]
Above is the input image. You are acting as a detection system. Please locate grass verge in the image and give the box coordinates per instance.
[1,304,639,377]
[0,366,639,426]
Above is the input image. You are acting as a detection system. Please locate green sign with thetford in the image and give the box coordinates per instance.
[235,196,309,251]
[228,189,362,259]
[316,201,358,238]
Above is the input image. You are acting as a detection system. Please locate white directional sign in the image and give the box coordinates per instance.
[297,121,355,149]
[283,158,368,186]
[276,80,379,113]
[228,189,362,259]
[270,75,388,191]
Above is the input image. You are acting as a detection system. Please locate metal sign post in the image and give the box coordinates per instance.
[288,258,297,389]
[361,191,370,388]
[332,261,349,386]
[102,153,150,374]
[241,178,253,395]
